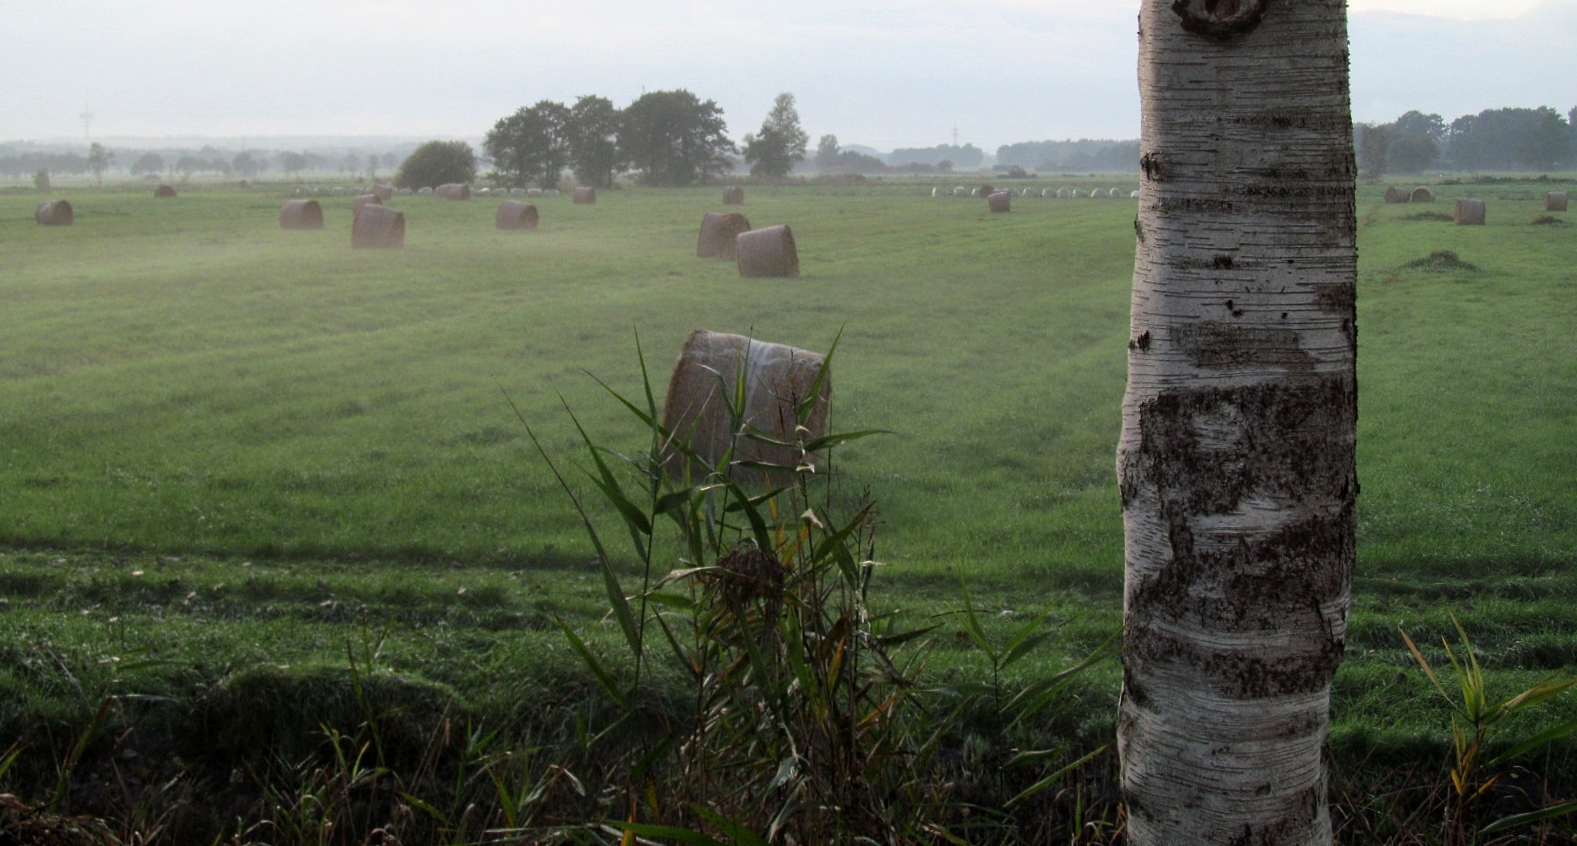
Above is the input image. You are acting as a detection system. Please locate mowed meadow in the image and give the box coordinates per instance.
[1,175,1576,840]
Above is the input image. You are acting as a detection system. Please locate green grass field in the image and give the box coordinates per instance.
[1,175,1574,841]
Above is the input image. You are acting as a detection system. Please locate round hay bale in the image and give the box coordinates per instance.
[509,187,526,196]
[1042,188,1056,198]
[736,224,799,278]
[543,188,561,198]
[660,328,831,481]
[239,179,251,189]
[495,200,539,230]
[351,203,405,249]
[373,183,394,202]
[527,188,543,197]
[1384,186,1408,204]
[1057,188,1071,198]
[155,185,177,198]
[1072,189,1086,199]
[987,190,1012,213]
[1130,189,1142,198]
[932,187,944,197]
[436,183,471,200]
[953,186,967,197]
[697,212,752,259]
[398,188,413,196]
[1109,187,1122,197]
[331,187,347,197]
[1089,188,1107,198]
[352,193,382,217]
[417,186,435,196]
[1454,198,1486,226]
[722,186,745,205]
[34,199,73,226]
[278,199,323,230]
[972,184,995,198]
[1547,192,1569,212]
[573,187,596,204]
[1410,186,1435,203]
[475,187,491,196]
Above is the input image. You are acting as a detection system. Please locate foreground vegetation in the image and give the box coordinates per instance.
[0,175,1574,842]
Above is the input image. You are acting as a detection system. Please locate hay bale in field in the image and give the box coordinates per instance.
[1042,188,1055,198]
[475,187,491,196]
[660,328,831,481]
[495,200,539,230]
[573,187,596,204]
[543,188,561,198]
[351,203,405,249]
[972,184,995,198]
[239,180,250,189]
[34,200,73,226]
[417,186,435,196]
[352,193,382,217]
[696,212,752,259]
[953,186,967,197]
[1072,189,1086,199]
[1089,188,1107,198]
[509,187,526,196]
[1057,188,1071,198]
[398,188,413,196]
[278,199,323,230]
[1454,198,1486,225]
[736,224,798,278]
[1022,187,1036,197]
[722,186,745,205]
[527,188,543,197]
[1109,187,1122,197]
[436,183,471,200]
[1384,186,1409,203]
[373,183,394,202]
[1410,186,1435,203]
[988,190,1012,213]
[1130,189,1142,198]
[1547,192,1569,212]
[330,187,347,196]
[155,184,177,198]
[932,187,944,197]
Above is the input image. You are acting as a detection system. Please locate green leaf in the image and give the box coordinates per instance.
[689,805,774,846]
[1007,744,1109,806]
[610,821,730,846]
[1487,714,1577,768]
[1481,797,1577,835]
[801,429,891,453]
[555,616,625,708]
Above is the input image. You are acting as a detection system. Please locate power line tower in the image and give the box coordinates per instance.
[80,105,94,140]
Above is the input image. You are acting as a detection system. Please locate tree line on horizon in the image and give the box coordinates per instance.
[1357,105,1576,177]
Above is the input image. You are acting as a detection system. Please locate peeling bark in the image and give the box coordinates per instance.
[1118,1,1356,844]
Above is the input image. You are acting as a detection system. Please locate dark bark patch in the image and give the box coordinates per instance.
[1171,0,1268,40]
[1129,330,1152,353]
[1315,281,1356,315]
[1173,322,1313,371]
[1141,151,1165,181]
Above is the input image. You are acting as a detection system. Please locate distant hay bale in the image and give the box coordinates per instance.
[1410,186,1436,203]
[736,224,799,278]
[509,187,526,196]
[543,188,561,198]
[352,193,382,217]
[1021,187,1036,197]
[1057,188,1071,198]
[436,183,471,200]
[1042,188,1056,198]
[155,185,177,198]
[475,187,491,196]
[1072,189,1086,199]
[1089,188,1107,198]
[1454,198,1486,226]
[417,187,435,197]
[1384,186,1409,203]
[660,328,831,481]
[495,200,539,230]
[1109,187,1122,197]
[987,190,1012,213]
[573,187,596,204]
[330,187,347,196]
[1548,192,1569,212]
[697,212,752,259]
[397,188,413,196]
[723,186,745,205]
[932,187,944,197]
[296,187,309,196]
[34,200,73,226]
[527,188,543,197]
[972,184,995,198]
[278,199,323,230]
[953,186,967,197]
[1130,190,1142,198]
[351,204,405,249]
[239,180,251,189]
[373,183,394,202]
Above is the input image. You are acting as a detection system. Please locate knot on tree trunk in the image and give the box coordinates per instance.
[1170,0,1269,39]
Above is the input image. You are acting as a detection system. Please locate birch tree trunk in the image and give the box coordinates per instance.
[1117,2,1356,844]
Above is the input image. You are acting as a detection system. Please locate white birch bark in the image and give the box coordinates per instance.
[1117,1,1357,844]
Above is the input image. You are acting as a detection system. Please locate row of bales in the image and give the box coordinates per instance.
[932,185,1139,199]
[1381,185,1568,225]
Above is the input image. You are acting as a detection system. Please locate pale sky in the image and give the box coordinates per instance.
[2,0,1572,151]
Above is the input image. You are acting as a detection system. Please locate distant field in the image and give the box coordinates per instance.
[2,175,1576,819]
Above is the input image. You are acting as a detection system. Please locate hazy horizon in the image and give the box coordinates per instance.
[5,0,1573,154]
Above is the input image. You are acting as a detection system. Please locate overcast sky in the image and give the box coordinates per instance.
[3,0,1572,151]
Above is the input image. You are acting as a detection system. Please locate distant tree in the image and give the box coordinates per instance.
[340,153,361,175]
[742,92,809,178]
[618,89,736,187]
[1394,110,1445,139]
[1356,122,1389,179]
[175,155,205,180]
[394,140,477,190]
[381,152,399,171]
[937,159,953,173]
[889,143,983,169]
[232,151,262,178]
[1386,131,1438,173]
[485,100,571,188]
[565,94,623,189]
[33,169,50,191]
[366,154,379,180]
[279,151,307,177]
[814,134,840,172]
[1449,106,1573,170]
[86,143,113,188]
[130,152,164,176]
